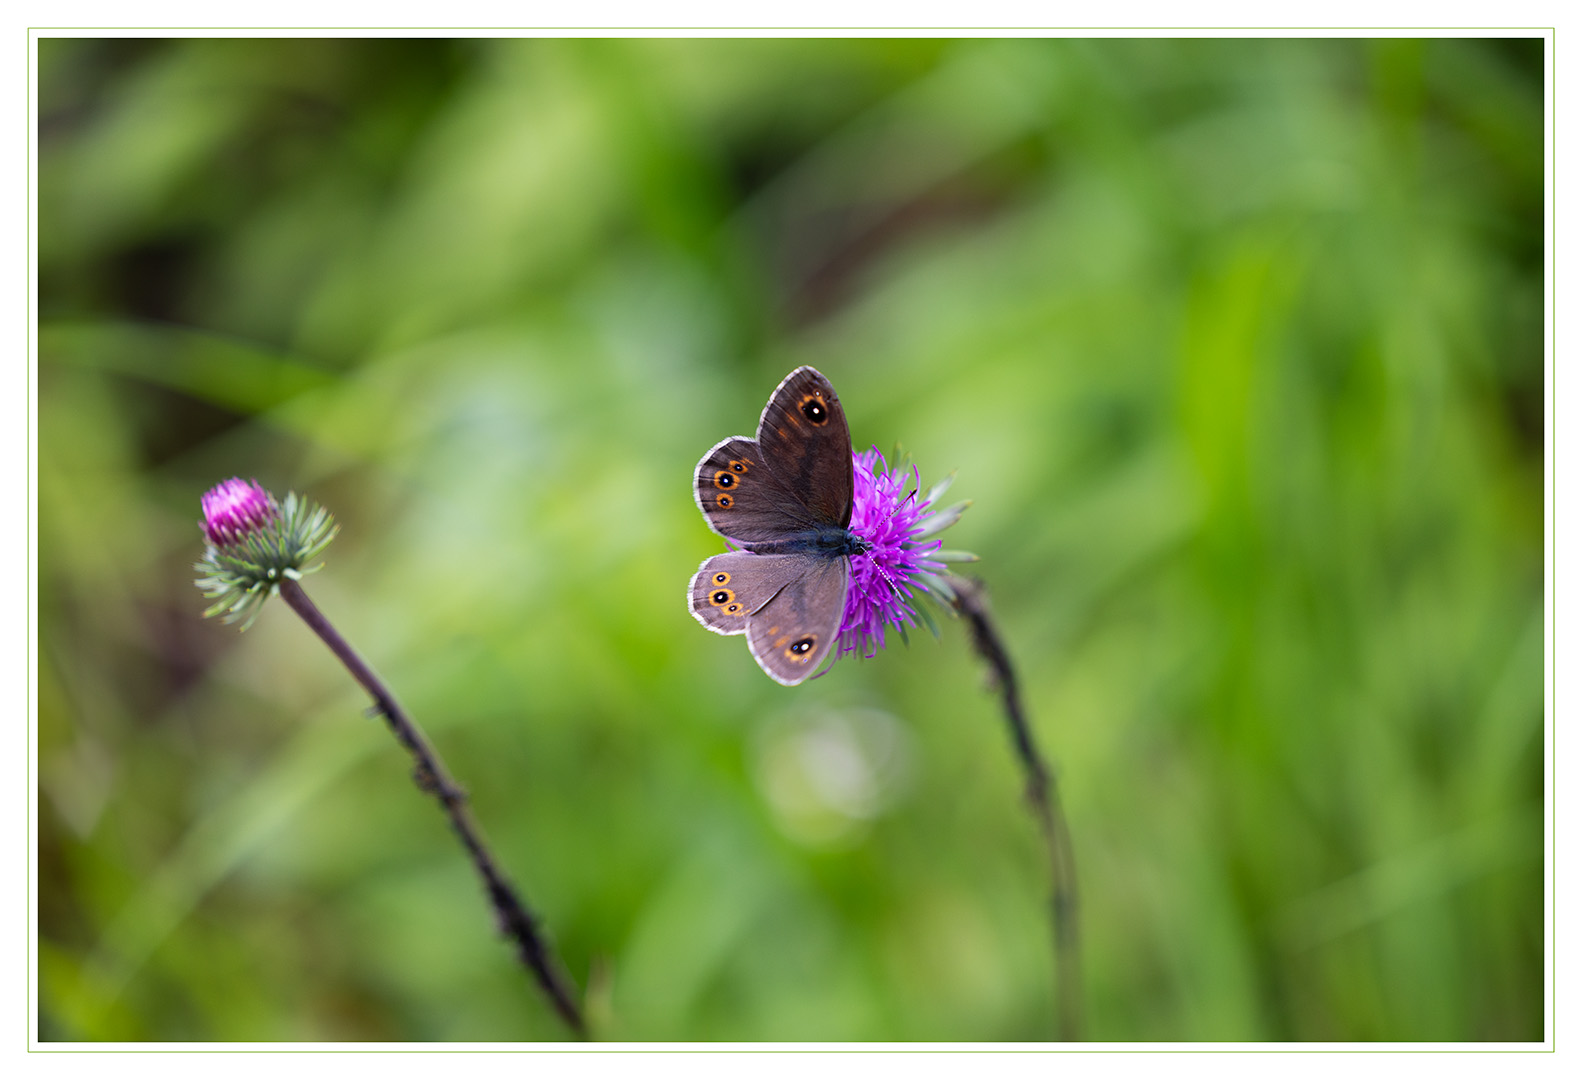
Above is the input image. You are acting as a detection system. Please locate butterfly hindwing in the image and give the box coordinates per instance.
[745,554,849,686]
[690,551,803,636]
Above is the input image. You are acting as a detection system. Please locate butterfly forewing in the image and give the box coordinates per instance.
[755,367,854,529]
[694,437,823,544]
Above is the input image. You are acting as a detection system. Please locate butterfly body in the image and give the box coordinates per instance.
[690,366,857,685]
[741,525,867,559]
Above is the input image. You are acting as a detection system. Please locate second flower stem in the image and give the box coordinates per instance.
[277,577,585,1038]
[950,576,1082,1042]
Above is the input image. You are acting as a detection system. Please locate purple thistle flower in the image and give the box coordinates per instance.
[201,477,277,547]
[837,448,970,660]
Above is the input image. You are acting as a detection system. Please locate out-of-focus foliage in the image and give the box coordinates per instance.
[36,37,1544,1042]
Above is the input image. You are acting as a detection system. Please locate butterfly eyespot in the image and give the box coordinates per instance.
[717,493,734,509]
[710,588,735,607]
[713,572,730,585]
[729,459,749,474]
[799,395,828,425]
[725,603,744,615]
[713,470,736,489]
[786,635,816,659]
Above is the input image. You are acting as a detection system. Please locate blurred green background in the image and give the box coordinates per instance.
[35,37,1544,1042]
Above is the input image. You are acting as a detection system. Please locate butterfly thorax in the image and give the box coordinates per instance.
[743,524,868,559]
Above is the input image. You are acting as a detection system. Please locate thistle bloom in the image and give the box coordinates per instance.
[201,478,277,546]
[194,478,338,629]
[837,448,973,659]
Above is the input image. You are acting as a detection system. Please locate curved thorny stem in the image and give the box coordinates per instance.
[949,576,1081,1042]
[277,578,586,1038]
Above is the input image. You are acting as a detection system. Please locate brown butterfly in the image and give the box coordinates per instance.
[689,367,864,685]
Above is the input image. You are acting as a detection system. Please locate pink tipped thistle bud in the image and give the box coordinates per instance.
[201,478,278,547]
[194,478,339,630]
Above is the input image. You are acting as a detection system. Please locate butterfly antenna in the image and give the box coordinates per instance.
[900,465,923,510]
[871,554,907,605]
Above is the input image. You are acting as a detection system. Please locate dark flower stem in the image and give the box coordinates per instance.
[277,577,586,1038]
[949,576,1081,1042]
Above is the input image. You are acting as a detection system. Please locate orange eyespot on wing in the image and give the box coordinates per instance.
[783,635,817,661]
[797,394,829,425]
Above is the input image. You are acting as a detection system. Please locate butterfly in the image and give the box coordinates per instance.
[689,366,866,685]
